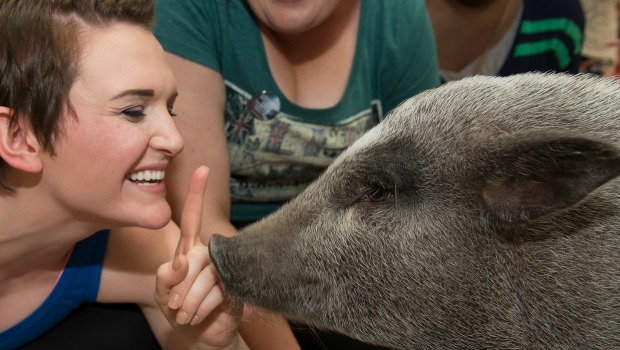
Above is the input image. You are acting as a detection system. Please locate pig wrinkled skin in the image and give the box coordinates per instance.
[209,73,620,349]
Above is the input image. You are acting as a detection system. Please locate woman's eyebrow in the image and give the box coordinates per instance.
[111,89,155,100]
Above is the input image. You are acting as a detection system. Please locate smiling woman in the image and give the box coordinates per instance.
[45,22,183,229]
[0,1,246,349]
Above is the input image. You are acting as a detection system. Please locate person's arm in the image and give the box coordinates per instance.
[164,53,301,350]
[164,53,235,241]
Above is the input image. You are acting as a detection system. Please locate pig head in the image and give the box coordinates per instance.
[209,73,620,349]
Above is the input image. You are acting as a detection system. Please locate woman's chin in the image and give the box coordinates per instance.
[134,206,172,229]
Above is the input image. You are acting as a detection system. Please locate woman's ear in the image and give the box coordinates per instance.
[0,106,43,173]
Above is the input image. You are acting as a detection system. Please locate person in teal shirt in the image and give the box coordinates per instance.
[154,0,439,348]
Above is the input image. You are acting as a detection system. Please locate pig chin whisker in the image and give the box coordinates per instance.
[225,298,244,315]
[307,327,329,350]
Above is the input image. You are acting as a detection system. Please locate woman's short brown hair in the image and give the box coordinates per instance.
[0,0,155,191]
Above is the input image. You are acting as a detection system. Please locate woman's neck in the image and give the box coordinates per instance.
[0,188,98,277]
[259,0,361,108]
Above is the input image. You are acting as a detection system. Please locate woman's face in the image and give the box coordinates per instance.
[42,23,183,229]
[246,0,344,34]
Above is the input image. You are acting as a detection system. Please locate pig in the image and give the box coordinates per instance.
[209,73,620,349]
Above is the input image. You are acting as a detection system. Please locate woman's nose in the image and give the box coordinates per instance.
[151,110,184,157]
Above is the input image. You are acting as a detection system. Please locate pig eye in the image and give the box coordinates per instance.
[359,185,393,202]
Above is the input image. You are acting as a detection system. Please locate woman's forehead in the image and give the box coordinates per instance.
[74,23,174,99]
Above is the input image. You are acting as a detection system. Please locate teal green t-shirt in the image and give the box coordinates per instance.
[154,0,440,222]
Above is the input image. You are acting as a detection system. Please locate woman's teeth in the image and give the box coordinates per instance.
[129,170,165,184]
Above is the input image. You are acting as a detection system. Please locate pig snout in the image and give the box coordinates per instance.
[208,234,235,292]
[209,228,330,319]
[209,233,267,302]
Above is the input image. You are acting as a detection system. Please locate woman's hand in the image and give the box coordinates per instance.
[155,166,244,349]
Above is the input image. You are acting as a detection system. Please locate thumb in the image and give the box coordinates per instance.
[155,253,189,309]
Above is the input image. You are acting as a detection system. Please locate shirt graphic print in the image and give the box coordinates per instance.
[225,82,382,203]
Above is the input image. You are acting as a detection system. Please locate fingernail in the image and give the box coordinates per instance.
[176,311,189,325]
[168,293,181,309]
[172,255,181,270]
[190,315,200,326]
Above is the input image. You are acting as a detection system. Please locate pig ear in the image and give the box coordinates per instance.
[482,132,620,223]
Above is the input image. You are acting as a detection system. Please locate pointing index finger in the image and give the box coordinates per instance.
[174,166,209,260]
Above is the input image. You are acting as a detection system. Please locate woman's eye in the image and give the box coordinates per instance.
[122,109,146,120]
